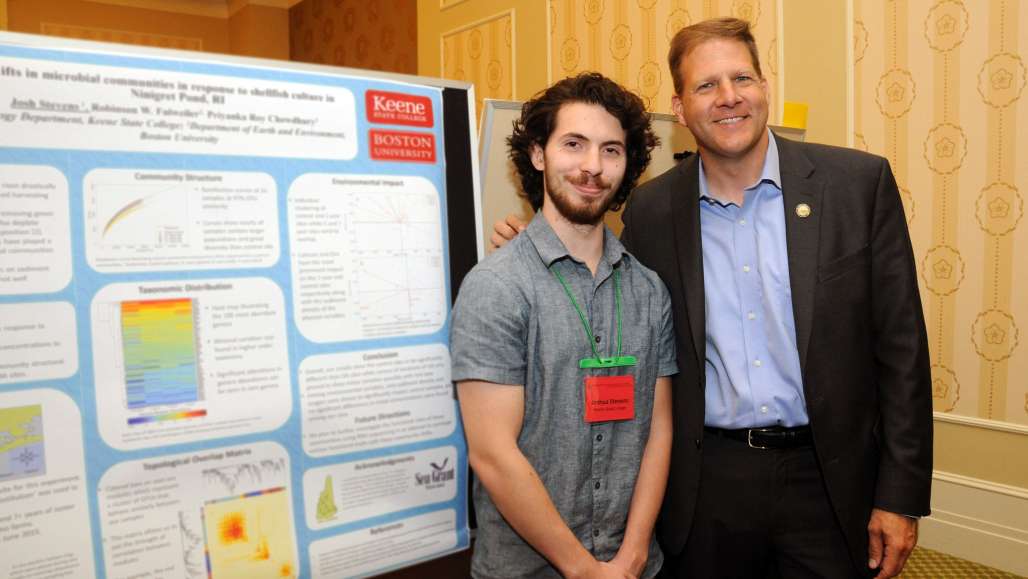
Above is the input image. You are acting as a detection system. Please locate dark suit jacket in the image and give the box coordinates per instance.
[620,135,933,568]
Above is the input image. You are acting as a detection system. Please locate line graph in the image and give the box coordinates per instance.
[345,189,445,336]
[87,182,192,252]
[347,191,440,255]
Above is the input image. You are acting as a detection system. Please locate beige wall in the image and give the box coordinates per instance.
[424,0,1028,493]
[854,0,1028,490]
[290,0,417,74]
[782,0,848,146]
[418,0,782,125]
[418,0,853,144]
[548,0,781,125]
[418,0,548,121]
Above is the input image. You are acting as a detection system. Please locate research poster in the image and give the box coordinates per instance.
[0,33,469,579]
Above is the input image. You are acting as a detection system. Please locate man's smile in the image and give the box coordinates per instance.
[567,173,610,197]
[714,115,748,125]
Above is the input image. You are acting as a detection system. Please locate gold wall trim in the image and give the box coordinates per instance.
[83,0,230,18]
[40,22,204,49]
[439,9,514,46]
[0,0,7,30]
[79,0,298,19]
[229,0,299,11]
[441,0,469,9]
[934,412,1028,436]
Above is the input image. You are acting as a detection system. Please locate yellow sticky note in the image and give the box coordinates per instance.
[782,102,808,130]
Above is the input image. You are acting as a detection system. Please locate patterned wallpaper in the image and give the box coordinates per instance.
[289,0,417,74]
[854,0,1027,426]
[440,10,514,121]
[547,0,780,118]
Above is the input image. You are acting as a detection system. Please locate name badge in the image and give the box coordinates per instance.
[583,375,635,423]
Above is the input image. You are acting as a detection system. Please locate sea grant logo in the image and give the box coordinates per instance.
[369,129,436,163]
[414,457,455,490]
[366,90,433,127]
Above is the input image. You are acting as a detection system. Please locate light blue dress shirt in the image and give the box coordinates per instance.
[699,131,808,428]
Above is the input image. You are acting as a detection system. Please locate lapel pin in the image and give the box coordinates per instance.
[795,203,812,218]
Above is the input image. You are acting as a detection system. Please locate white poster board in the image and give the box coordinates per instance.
[0,31,475,579]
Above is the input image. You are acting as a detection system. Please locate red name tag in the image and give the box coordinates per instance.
[583,375,635,423]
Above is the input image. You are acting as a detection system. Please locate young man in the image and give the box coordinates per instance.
[495,19,932,579]
[451,73,675,579]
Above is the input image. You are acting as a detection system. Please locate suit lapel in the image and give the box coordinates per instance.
[776,136,824,373]
[670,155,706,372]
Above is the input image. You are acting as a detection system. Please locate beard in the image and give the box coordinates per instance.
[545,170,617,226]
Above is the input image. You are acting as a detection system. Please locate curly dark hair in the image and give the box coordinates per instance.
[507,72,658,212]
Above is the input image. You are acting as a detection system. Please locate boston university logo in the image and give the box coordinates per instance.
[368,129,436,163]
[365,90,434,128]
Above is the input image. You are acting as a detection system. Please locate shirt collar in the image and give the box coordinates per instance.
[525,211,627,269]
[698,129,781,202]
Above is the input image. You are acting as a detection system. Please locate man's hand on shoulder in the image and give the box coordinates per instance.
[867,507,918,578]
[490,213,527,249]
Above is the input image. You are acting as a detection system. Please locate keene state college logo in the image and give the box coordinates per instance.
[365,90,434,127]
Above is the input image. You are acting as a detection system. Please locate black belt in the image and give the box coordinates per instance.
[704,425,812,449]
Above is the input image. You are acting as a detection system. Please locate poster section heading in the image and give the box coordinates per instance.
[0,56,357,159]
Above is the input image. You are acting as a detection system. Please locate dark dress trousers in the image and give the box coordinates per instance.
[620,134,934,571]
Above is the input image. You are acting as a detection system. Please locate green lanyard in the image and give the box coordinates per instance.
[550,265,637,369]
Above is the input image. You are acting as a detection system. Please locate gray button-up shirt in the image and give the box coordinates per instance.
[451,213,677,578]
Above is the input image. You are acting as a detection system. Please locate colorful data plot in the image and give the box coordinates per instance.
[126,409,207,426]
[120,298,202,409]
[202,487,297,579]
[0,404,46,482]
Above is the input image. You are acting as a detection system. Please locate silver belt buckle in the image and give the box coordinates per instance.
[747,428,771,450]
